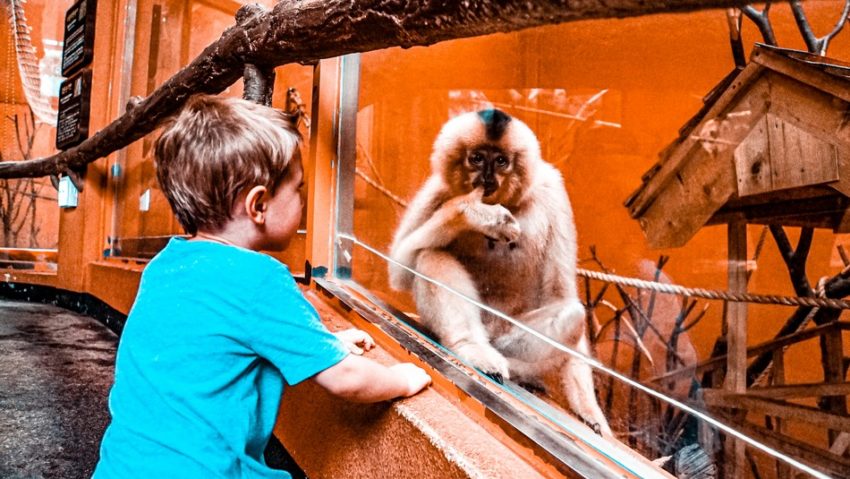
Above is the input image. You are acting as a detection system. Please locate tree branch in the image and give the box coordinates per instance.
[741,2,777,45]
[769,225,813,296]
[789,0,850,55]
[820,0,850,55]
[789,0,819,52]
[0,0,752,180]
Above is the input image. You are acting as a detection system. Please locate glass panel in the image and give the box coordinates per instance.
[112,1,311,272]
[0,0,73,269]
[347,5,850,478]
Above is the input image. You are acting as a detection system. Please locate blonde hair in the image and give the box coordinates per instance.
[154,95,301,235]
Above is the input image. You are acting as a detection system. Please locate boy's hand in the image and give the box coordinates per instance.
[389,363,432,397]
[334,328,375,355]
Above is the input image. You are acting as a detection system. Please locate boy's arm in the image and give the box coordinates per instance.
[312,355,431,403]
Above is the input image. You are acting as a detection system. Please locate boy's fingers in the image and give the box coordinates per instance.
[391,363,432,396]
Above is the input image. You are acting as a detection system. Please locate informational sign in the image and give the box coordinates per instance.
[60,0,97,77]
[55,69,92,150]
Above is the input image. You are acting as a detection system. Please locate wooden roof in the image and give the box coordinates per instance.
[625,44,850,248]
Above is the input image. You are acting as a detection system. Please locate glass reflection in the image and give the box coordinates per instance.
[348,6,850,478]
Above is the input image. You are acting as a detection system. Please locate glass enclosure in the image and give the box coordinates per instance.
[109,0,311,272]
[337,4,850,478]
[0,0,69,268]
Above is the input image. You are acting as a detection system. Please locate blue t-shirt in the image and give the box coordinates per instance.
[93,238,348,479]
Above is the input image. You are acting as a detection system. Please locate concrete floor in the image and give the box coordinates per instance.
[0,299,117,479]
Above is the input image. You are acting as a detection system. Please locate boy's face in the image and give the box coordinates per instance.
[262,152,305,251]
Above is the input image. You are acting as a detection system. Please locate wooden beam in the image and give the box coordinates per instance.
[650,322,843,384]
[717,416,850,479]
[0,0,752,180]
[745,382,850,399]
[705,392,850,432]
[725,220,748,478]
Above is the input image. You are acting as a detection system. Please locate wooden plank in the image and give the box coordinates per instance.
[734,115,772,197]
[767,113,839,192]
[772,349,791,479]
[751,46,850,104]
[639,144,736,248]
[705,394,850,432]
[830,432,850,456]
[627,63,767,218]
[718,416,850,479]
[824,326,848,445]
[725,220,748,478]
[650,322,842,385]
[827,147,850,198]
[710,195,848,229]
[745,382,850,399]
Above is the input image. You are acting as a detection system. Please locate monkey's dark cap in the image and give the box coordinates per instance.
[477,109,512,141]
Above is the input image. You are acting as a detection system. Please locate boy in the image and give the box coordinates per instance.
[93,95,431,478]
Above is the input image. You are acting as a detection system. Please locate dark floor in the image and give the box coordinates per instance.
[0,299,117,479]
[0,298,306,479]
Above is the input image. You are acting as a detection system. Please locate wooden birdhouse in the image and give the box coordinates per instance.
[626,44,850,248]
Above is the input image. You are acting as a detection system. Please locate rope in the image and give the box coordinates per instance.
[5,0,57,124]
[577,268,850,309]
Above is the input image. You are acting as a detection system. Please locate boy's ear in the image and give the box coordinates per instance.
[244,185,268,225]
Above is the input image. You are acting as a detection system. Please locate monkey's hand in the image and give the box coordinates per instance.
[465,203,521,243]
[448,190,521,242]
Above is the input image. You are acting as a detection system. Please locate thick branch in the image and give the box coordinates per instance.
[789,0,850,55]
[769,225,813,296]
[0,0,752,179]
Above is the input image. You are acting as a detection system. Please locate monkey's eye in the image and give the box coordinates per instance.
[469,153,484,166]
[495,156,508,167]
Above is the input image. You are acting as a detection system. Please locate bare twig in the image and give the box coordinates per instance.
[789,0,850,55]
[741,2,777,45]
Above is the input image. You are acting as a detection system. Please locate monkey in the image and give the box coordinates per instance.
[389,109,610,435]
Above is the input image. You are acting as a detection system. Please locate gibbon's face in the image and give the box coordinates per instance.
[461,109,527,205]
[464,145,512,198]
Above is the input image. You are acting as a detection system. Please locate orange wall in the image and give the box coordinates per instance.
[347,3,850,451]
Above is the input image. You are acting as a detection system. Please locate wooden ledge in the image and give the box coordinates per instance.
[277,288,552,479]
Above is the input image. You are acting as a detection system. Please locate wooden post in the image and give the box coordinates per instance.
[823,327,847,445]
[725,220,748,478]
[304,58,341,275]
[772,348,790,479]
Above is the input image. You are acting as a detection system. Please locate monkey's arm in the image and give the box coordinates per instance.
[536,172,581,303]
[389,184,519,291]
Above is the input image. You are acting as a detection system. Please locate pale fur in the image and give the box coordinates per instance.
[389,111,610,435]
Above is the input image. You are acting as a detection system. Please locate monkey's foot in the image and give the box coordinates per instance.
[579,416,612,437]
[518,380,547,394]
[485,371,504,384]
[455,342,510,384]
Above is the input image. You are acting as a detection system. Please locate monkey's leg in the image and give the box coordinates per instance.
[561,336,612,437]
[413,249,510,382]
[492,299,586,362]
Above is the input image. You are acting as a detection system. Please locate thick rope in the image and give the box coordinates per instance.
[4,0,57,124]
[578,268,850,309]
